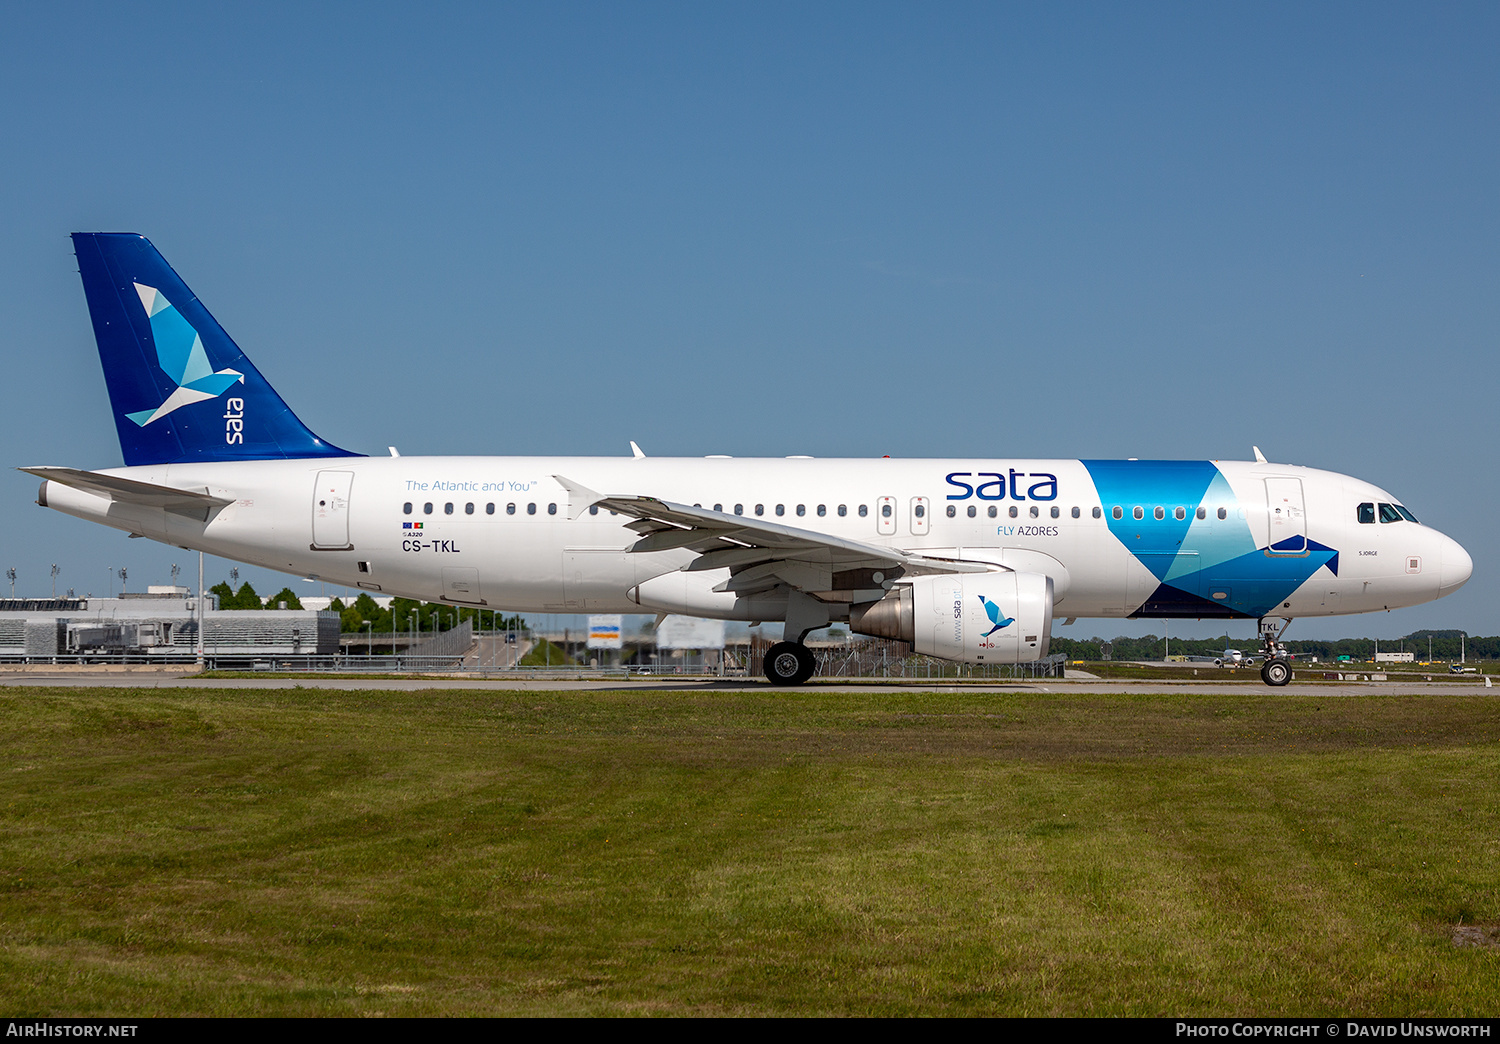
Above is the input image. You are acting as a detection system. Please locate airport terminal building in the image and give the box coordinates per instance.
[0,587,339,660]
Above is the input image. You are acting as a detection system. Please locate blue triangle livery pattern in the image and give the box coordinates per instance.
[1081,460,1340,619]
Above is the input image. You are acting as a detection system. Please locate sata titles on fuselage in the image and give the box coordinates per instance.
[945,470,1058,502]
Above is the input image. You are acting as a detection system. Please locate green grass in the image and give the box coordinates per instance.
[1,686,1498,1015]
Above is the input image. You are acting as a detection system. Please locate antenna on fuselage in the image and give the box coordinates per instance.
[1252,446,1268,464]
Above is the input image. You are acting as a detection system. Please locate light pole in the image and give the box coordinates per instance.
[364,619,373,659]
[197,551,205,666]
[51,564,59,598]
[5,568,14,597]
[117,567,127,594]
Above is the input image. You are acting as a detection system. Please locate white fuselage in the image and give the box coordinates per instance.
[37,455,1471,624]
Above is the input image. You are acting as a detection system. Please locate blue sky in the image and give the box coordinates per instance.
[1,2,1495,641]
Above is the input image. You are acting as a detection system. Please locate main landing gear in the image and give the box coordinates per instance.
[763,591,828,686]
[764,641,817,685]
[1258,617,1293,687]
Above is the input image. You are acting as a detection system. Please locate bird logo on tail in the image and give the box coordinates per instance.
[125,282,244,426]
[978,595,1013,637]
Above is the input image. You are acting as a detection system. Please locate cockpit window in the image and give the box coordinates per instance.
[1395,504,1418,523]
[1357,503,1375,524]
[1379,503,1405,524]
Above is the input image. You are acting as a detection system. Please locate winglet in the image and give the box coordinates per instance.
[552,474,604,519]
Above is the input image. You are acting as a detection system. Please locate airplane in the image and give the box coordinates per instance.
[23,233,1473,686]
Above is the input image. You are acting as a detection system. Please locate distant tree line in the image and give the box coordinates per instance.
[210,581,304,611]
[326,595,525,636]
[210,582,526,635]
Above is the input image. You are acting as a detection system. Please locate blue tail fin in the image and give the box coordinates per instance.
[72,233,360,466]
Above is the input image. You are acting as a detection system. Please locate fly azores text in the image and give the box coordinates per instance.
[946,470,1057,502]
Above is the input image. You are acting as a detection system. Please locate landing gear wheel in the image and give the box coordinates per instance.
[765,641,816,685]
[1261,658,1292,687]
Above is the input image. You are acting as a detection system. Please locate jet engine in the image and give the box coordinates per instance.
[849,571,1053,664]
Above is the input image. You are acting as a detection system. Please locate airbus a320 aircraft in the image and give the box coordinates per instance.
[25,234,1473,686]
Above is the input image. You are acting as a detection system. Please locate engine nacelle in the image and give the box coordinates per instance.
[850,571,1053,663]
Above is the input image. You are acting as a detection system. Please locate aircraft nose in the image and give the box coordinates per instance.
[1437,533,1473,597]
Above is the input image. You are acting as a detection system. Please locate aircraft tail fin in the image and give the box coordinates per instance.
[71,233,360,466]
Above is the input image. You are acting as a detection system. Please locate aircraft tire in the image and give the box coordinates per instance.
[1261,658,1292,687]
[765,641,816,685]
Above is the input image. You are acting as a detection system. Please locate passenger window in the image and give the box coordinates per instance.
[796,505,805,517]
[548,503,557,515]
[755,504,764,516]
[444,502,454,515]
[486,503,495,515]
[1029,505,1039,518]
[403,502,413,515]
[817,505,826,517]
[915,504,925,518]
[734,504,743,515]
[1217,507,1227,520]
[988,505,997,518]
[858,505,868,517]
[1196,507,1206,520]
[1133,506,1144,520]
[507,503,516,515]
[1009,506,1018,518]
[1071,506,1080,519]
[714,503,723,512]
[967,505,977,518]
[465,502,474,515]
[527,503,536,515]
[881,504,892,518]
[1092,506,1102,519]
[946,505,956,518]
[588,505,598,516]
[1053,506,1062,519]
[1174,507,1185,521]
[838,505,847,517]
[1112,506,1123,520]
[775,504,784,516]
[1153,506,1164,520]
[424,502,433,515]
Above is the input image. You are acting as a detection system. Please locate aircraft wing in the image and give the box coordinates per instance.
[555,475,990,598]
[22,466,234,518]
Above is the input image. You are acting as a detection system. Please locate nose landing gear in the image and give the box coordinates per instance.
[1258,617,1293,686]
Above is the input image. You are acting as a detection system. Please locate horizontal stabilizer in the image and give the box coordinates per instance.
[21,466,233,515]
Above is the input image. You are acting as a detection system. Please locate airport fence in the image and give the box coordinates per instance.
[2,629,1065,679]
